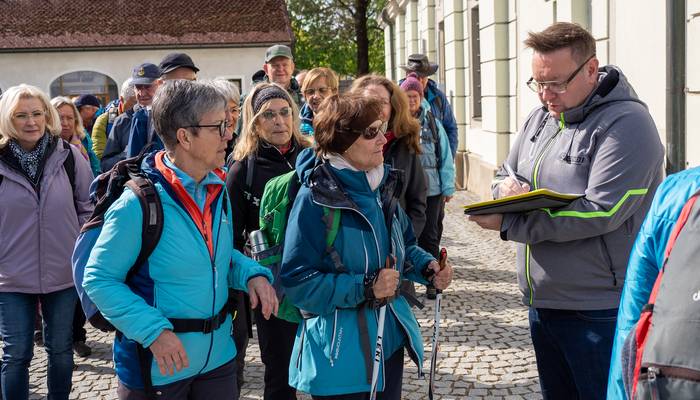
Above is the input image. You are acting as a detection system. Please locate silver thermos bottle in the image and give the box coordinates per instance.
[249,230,269,261]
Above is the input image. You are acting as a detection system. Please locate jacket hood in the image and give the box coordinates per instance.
[295,146,320,184]
[562,65,646,124]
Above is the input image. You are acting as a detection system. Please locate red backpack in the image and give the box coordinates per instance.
[621,189,700,399]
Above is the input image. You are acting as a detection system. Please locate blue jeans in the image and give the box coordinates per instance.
[529,307,617,400]
[0,288,77,400]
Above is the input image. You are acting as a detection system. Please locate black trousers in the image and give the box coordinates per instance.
[230,289,251,397]
[312,348,404,400]
[72,302,87,343]
[254,307,298,400]
[418,195,445,258]
[117,359,238,400]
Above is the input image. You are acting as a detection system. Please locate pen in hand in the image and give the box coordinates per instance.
[501,163,530,197]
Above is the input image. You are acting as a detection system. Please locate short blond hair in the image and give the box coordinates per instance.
[51,96,85,140]
[0,84,61,149]
[233,83,311,161]
[301,67,339,93]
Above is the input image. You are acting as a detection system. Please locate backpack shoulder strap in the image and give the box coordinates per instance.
[61,139,77,195]
[427,111,442,172]
[124,174,163,282]
[322,207,341,248]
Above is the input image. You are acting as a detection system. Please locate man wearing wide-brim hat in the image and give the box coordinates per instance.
[400,54,458,157]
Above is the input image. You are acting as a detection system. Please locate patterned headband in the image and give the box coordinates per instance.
[252,85,290,115]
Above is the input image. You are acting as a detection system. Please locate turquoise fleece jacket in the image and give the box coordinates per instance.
[83,151,272,388]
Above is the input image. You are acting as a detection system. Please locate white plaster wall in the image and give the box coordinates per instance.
[0,47,268,97]
[687,2,700,168]
[610,0,666,143]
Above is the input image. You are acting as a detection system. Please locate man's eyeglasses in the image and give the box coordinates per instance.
[362,120,389,140]
[303,87,332,97]
[261,107,292,121]
[526,54,595,94]
[13,110,45,123]
[186,120,229,138]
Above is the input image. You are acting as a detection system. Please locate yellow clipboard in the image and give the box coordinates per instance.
[463,189,583,215]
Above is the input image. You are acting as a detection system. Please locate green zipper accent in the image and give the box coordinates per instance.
[541,188,649,218]
[559,113,565,130]
[526,116,563,306]
[531,127,562,190]
[525,244,533,305]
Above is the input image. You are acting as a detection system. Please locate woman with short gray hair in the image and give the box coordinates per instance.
[82,79,278,398]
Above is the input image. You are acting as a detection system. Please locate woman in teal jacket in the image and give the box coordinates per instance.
[83,81,277,398]
[280,94,453,399]
[607,167,700,399]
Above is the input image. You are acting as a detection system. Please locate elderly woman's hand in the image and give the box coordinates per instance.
[248,276,279,320]
[372,269,400,298]
[426,259,453,291]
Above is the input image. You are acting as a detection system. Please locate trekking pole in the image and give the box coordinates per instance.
[369,256,393,400]
[428,248,447,400]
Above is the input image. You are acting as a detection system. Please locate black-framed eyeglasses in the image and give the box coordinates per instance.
[185,120,229,138]
[361,120,389,140]
[526,54,595,94]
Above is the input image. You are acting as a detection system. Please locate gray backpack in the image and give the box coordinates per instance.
[622,189,700,399]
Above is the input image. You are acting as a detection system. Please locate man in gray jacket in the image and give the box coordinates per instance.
[469,22,664,400]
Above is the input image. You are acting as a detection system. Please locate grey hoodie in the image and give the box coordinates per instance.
[498,66,664,310]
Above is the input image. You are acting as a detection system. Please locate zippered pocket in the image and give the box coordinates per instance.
[637,364,700,399]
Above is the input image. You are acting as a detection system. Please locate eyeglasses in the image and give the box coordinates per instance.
[361,120,389,140]
[186,120,229,138]
[526,54,595,94]
[303,87,332,97]
[260,107,292,121]
[13,110,45,123]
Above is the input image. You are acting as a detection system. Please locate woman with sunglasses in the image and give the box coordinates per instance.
[349,75,428,304]
[280,93,453,399]
[225,82,311,400]
[300,67,339,136]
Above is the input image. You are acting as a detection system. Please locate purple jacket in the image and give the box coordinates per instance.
[0,137,94,293]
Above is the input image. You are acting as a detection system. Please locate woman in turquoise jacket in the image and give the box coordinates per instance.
[607,166,700,399]
[280,94,453,399]
[83,81,277,398]
[400,73,455,258]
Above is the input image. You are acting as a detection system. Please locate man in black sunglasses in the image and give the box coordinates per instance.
[468,22,664,400]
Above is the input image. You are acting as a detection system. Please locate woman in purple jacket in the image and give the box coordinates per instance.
[0,84,94,400]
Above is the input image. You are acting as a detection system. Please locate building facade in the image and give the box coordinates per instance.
[381,0,699,199]
[0,0,293,102]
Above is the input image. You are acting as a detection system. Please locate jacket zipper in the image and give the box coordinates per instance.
[525,116,564,305]
[329,310,338,366]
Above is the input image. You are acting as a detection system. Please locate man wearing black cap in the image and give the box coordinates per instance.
[158,52,199,82]
[102,62,161,170]
[125,54,201,158]
[74,94,102,135]
[401,53,458,157]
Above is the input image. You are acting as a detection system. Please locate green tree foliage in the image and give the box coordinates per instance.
[288,0,387,77]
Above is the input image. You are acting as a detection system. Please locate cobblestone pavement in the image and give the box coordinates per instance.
[21,190,541,399]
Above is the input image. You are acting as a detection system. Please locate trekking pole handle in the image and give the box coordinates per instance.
[425,248,447,299]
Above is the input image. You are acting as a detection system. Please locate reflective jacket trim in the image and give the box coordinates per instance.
[542,188,649,218]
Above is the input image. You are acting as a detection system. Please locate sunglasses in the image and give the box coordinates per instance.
[361,120,389,140]
[261,107,292,121]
